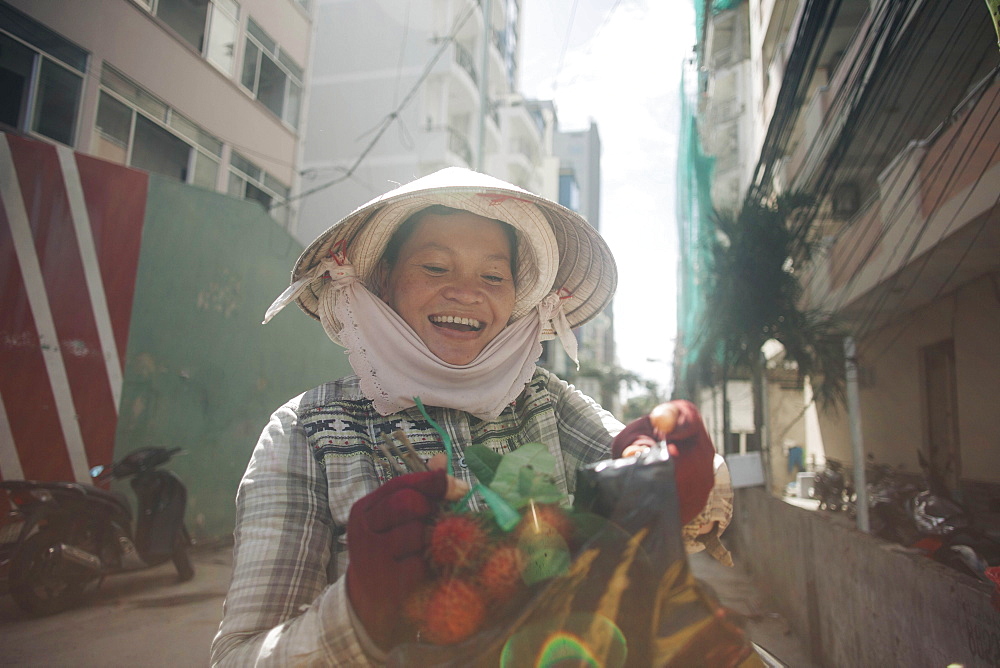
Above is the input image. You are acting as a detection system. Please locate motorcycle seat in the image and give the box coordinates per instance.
[81,485,132,515]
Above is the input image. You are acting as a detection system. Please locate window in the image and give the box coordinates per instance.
[240,19,303,128]
[93,65,222,190]
[141,0,240,76]
[155,0,210,50]
[131,115,191,182]
[205,0,239,75]
[0,3,86,145]
[228,151,290,224]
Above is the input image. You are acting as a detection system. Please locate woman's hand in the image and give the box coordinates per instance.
[346,470,448,648]
[611,400,716,525]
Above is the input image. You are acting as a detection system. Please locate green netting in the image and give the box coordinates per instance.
[674,4,722,398]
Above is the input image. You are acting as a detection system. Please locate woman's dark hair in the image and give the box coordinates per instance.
[381,205,518,277]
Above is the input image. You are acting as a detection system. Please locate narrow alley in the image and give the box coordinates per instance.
[0,542,816,667]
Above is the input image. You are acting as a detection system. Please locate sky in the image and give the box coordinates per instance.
[518,0,696,395]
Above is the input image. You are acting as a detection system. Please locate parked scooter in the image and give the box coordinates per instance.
[906,452,1000,581]
[852,452,1000,581]
[811,458,851,511]
[861,459,923,545]
[0,447,193,615]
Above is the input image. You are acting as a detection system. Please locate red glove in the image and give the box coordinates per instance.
[611,400,716,525]
[346,470,447,648]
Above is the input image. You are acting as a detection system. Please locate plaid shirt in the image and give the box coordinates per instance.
[211,367,622,666]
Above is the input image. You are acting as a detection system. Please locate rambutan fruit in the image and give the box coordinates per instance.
[477,544,526,603]
[419,578,487,645]
[514,502,575,546]
[427,512,490,573]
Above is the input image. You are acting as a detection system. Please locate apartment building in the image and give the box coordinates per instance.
[1,0,311,227]
[297,0,550,243]
[552,122,617,412]
[686,0,999,504]
[0,1,356,538]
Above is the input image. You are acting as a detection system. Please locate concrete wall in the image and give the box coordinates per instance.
[114,175,353,542]
[729,488,1000,667]
[766,378,808,492]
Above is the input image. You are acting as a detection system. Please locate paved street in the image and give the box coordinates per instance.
[0,543,815,666]
[688,551,818,668]
[0,545,231,667]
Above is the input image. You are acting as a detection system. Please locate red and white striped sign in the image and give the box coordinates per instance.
[0,133,148,484]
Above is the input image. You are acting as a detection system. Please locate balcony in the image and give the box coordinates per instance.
[802,79,1000,327]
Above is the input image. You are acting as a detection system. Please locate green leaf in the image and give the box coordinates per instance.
[518,466,537,498]
[520,534,571,584]
[464,443,502,486]
[490,443,564,508]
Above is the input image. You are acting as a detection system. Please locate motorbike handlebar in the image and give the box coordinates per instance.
[111,447,185,478]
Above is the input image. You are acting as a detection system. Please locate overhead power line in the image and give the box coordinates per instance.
[272,3,478,210]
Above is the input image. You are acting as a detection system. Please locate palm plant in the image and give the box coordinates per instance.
[694,192,846,458]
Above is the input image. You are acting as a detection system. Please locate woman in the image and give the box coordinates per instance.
[211,168,717,666]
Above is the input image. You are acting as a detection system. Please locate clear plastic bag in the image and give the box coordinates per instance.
[387,445,761,667]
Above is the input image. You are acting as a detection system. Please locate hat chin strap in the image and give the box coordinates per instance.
[537,292,579,367]
[261,255,351,325]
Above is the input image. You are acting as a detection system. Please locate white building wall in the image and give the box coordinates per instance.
[6,0,311,222]
[298,0,542,245]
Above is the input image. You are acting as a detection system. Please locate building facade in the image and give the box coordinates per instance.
[297,0,549,244]
[1,0,312,228]
[0,1,359,540]
[682,0,1000,503]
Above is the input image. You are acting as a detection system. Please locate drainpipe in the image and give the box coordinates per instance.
[844,336,870,532]
[759,350,771,491]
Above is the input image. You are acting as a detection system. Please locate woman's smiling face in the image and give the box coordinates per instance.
[381,210,516,365]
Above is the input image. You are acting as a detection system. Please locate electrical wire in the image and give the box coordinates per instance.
[817,54,999,328]
[747,0,845,204]
[801,1,986,299]
[850,76,1000,342]
[861,104,1000,360]
[271,2,478,209]
[826,68,990,324]
[695,1,1000,385]
[547,0,626,93]
[552,0,581,93]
